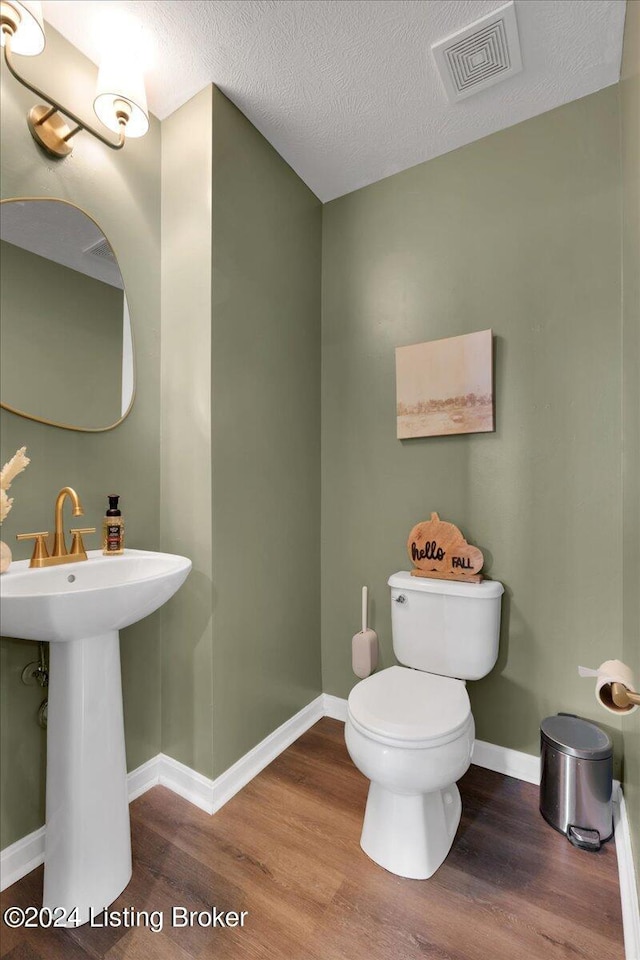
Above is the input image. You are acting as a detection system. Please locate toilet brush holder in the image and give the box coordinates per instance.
[352,586,378,679]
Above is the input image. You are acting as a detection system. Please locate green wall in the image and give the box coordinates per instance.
[210,88,323,775]
[0,39,322,848]
[0,11,633,889]
[158,86,322,780]
[0,27,162,849]
[321,87,624,763]
[0,240,123,428]
[621,0,640,890]
[160,87,215,777]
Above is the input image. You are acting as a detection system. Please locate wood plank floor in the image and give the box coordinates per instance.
[0,718,624,960]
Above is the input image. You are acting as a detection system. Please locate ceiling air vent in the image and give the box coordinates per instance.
[83,237,116,263]
[431,1,522,103]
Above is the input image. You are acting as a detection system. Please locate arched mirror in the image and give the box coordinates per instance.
[0,198,134,431]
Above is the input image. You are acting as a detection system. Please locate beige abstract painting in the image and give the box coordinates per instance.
[396,329,494,439]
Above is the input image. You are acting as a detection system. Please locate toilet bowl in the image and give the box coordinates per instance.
[345,665,474,879]
[344,571,503,880]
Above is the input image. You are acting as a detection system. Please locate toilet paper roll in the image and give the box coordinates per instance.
[578,660,638,716]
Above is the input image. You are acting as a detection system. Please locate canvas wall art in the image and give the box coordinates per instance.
[395,329,494,439]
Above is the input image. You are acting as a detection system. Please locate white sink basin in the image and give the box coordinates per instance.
[0,549,192,642]
[0,548,191,926]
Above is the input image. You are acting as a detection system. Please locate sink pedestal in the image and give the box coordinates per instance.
[43,631,131,925]
[0,549,192,926]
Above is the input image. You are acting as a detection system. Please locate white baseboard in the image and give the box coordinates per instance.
[3,689,639,960]
[0,693,325,891]
[126,752,218,813]
[323,692,348,721]
[614,783,640,960]
[472,738,540,785]
[157,754,216,814]
[211,694,325,814]
[127,754,162,802]
[0,826,46,893]
[128,693,327,816]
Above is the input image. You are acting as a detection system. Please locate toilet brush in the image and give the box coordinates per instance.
[352,586,378,679]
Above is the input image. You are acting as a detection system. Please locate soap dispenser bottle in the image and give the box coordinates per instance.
[102,495,125,555]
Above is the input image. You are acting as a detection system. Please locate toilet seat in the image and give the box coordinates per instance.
[348,665,471,748]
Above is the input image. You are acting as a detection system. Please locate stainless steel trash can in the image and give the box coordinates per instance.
[539,713,613,851]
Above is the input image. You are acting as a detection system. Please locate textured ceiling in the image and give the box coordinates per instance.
[41,0,626,201]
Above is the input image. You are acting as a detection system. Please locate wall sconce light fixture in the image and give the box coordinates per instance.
[0,0,149,158]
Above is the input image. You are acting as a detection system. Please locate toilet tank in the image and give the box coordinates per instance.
[388,571,504,681]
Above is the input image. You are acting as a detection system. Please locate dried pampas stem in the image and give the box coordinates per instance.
[1,446,30,491]
[0,489,12,524]
[0,446,30,525]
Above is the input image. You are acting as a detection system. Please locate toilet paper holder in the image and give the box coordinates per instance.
[578,662,639,714]
[611,682,640,709]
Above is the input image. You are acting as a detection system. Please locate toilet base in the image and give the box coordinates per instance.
[360,782,462,879]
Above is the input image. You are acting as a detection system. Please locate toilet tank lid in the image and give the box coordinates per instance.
[388,571,504,599]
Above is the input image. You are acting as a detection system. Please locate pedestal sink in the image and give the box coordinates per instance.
[0,549,191,925]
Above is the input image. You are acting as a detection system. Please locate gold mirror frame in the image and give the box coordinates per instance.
[0,196,136,433]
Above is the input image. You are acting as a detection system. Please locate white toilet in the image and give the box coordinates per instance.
[345,570,503,880]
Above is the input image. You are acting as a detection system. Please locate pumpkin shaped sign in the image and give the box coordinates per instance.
[407,512,483,583]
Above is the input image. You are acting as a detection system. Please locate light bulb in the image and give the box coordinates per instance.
[1,0,45,56]
[94,48,149,138]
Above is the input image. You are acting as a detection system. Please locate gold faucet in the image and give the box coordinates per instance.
[17,487,95,568]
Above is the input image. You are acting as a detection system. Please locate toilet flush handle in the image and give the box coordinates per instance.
[394,594,407,604]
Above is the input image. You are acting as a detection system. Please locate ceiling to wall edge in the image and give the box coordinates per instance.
[37,1,627,203]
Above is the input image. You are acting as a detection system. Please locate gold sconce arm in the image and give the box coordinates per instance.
[2,28,126,157]
[611,682,640,709]
[0,0,149,160]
